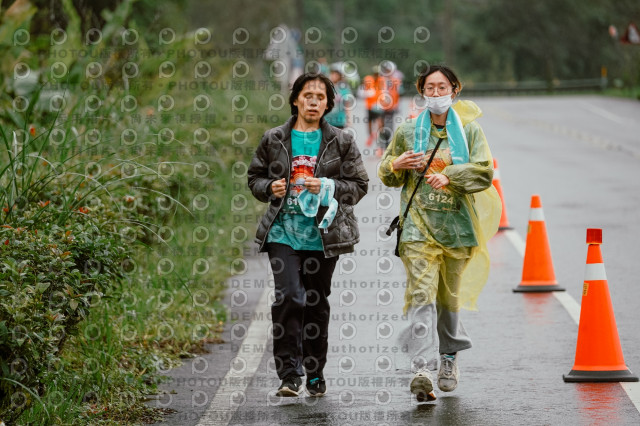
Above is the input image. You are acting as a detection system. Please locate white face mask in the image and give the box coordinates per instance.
[424,95,453,115]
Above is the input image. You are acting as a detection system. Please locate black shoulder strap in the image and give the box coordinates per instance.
[400,137,444,222]
[385,137,444,236]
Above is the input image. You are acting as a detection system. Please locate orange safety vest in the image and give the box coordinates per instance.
[363,75,392,111]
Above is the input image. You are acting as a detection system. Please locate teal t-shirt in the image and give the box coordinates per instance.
[267,128,324,251]
[325,82,351,128]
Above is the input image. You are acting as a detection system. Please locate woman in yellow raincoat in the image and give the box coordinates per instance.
[378,65,501,402]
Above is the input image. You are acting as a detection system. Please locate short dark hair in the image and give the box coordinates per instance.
[415,64,462,96]
[289,73,335,117]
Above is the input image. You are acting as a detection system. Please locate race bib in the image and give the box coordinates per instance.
[415,188,461,212]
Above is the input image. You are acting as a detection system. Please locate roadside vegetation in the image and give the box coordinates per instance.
[0,0,281,423]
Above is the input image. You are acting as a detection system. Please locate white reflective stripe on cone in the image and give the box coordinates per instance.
[529,207,544,221]
[584,263,607,281]
[493,168,501,179]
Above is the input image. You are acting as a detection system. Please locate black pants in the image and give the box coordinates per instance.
[267,243,338,380]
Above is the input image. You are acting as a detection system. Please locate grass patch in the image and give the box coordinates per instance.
[601,85,640,100]
[1,1,284,423]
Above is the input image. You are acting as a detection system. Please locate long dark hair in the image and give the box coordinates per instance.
[415,64,462,96]
[289,73,335,117]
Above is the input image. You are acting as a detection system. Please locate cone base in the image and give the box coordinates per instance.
[513,284,565,292]
[563,368,639,383]
[498,226,513,231]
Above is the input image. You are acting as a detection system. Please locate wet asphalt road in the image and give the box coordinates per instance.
[150,94,640,425]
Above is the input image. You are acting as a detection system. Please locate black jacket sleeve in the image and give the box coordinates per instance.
[247,132,275,203]
[333,133,369,205]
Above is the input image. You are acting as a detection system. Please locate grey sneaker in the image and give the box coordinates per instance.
[437,354,459,392]
[410,368,436,402]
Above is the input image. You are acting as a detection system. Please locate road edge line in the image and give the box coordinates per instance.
[196,282,271,426]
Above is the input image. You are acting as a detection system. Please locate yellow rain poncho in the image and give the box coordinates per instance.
[378,100,501,313]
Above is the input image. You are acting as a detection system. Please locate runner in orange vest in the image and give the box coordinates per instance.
[359,66,392,147]
[379,61,404,156]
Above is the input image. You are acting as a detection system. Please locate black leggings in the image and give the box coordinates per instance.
[267,243,338,379]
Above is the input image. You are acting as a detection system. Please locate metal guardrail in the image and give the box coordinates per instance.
[461,78,608,95]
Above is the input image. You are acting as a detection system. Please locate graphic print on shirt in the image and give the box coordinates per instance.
[281,154,316,214]
[416,147,461,212]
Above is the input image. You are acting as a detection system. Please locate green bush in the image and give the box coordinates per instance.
[0,0,282,422]
[0,198,131,420]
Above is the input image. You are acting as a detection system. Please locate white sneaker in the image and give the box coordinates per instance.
[410,368,436,402]
[437,354,459,392]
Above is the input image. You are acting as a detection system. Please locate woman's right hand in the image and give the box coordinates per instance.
[392,150,425,170]
[270,178,287,198]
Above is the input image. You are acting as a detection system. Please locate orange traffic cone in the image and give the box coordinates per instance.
[492,159,512,230]
[513,195,565,292]
[563,229,638,382]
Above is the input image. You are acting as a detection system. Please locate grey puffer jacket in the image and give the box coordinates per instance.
[248,116,369,258]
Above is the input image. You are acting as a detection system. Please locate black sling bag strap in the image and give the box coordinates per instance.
[385,137,444,256]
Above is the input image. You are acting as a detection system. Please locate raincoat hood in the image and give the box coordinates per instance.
[452,99,482,125]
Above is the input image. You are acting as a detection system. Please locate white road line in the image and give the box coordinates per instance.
[504,230,581,323]
[503,229,526,257]
[197,284,271,426]
[552,291,581,325]
[502,229,640,414]
[622,382,640,415]
[581,102,630,125]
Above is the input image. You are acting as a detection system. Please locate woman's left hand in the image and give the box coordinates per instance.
[425,173,449,189]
